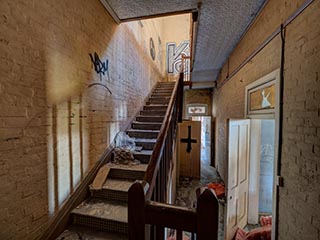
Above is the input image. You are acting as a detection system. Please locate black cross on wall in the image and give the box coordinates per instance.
[180,125,197,153]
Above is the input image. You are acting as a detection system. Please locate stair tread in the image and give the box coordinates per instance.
[127,129,160,133]
[72,199,127,223]
[106,162,148,171]
[57,226,128,240]
[144,104,168,106]
[132,121,162,125]
[134,138,157,143]
[136,115,164,118]
[102,179,135,192]
[134,150,153,155]
[150,96,171,99]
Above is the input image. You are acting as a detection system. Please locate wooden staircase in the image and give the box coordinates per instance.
[56,82,175,240]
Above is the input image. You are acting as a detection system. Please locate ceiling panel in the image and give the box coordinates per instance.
[103,0,266,81]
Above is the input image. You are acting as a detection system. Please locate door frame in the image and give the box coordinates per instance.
[244,69,280,240]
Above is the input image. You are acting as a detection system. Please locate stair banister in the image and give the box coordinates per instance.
[143,73,184,200]
[128,181,219,240]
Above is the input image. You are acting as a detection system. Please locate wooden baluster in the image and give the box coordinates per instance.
[160,156,164,202]
[156,174,160,202]
[176,230,183,240]
[178,73,183,123]
[156,226,165,240]
[196,188,219,240]
[191,232,195,240]
[128,181,146,240]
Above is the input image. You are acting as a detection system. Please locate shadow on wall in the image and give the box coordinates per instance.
[43,2,118,216]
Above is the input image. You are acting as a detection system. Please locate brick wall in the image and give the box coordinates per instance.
[213,0,320,239]
[0,0,163,239]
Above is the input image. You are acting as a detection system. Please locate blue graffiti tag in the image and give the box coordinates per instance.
[89,52,110,82]
[88,52,112,94]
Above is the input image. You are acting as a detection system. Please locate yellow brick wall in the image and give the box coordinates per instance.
[0,0,164,239]
[213,0,320,239]
[183,89,213,118]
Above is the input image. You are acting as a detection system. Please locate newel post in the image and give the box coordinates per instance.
[196,188,219,240]
[128,181,146,240]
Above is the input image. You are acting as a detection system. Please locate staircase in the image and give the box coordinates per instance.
[56,81,176,240]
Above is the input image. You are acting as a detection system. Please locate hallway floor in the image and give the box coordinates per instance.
[175,145,225,240]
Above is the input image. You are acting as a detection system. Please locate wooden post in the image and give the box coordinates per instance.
[156,226,165,240]
[196,188,219,240]
[177,230,183,240]
[128,181,146,240]
[178,72,184,123]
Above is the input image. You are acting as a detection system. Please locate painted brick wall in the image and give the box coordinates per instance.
[213,0,320,239]
[0,0,163,239]
[279,2,320,239]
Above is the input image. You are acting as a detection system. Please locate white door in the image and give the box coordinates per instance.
[226,119,250,240]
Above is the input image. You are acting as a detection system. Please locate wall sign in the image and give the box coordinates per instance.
[186,104,208,116]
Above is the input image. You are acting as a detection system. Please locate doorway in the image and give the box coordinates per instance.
[225,69,280,240]
[191,116,211,171]
[248,119,275,224]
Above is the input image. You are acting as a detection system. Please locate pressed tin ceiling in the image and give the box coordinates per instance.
[102,0,266,82]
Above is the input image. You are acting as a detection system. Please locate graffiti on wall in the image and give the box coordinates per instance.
[88,52,112,94]
[166,40,190,74]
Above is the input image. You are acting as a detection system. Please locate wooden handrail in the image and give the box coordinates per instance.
[128,182,219,240]
[143,73,184,199]
[145,202,197,232]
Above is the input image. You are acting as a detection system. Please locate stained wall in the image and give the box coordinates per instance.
[0,0,165,238]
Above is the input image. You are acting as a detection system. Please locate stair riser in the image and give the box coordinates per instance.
[155,89,173,93]
[109,169,145,180]
[151,94,171,99]
[133,153,151,163]
[148,99,170,104]
[136,116,164,122]
[152,93,172,97]
[143,105,168,111]
[72,214,127,234]
[158,85,175,87]
[134,141,155,150]
[127,131,158,139]
[132,123,161,130]
[158,82,175,85]
[140,110,166,116]
[153,90,173,94]
[91,189,128,203]
[156,85,174,88]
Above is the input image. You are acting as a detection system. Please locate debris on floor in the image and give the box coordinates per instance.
[113,147,140,165]
[112,131,140,165]
[206,182,225,199]
[235,216,272,240]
